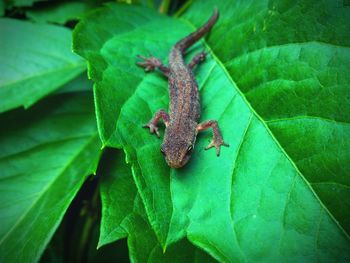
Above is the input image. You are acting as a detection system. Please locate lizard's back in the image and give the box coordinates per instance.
[168,48,200,124]
[167,9,219,126]
[138,9,224,168]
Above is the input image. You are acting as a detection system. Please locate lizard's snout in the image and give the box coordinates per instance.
[169,163,181,169]
[167,160,184,169]
[165,154,191,169]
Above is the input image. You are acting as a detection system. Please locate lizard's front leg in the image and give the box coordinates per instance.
[137,55,169,77]
[143,109,170,137]
[196,120,229,156]
[188,51,207,69]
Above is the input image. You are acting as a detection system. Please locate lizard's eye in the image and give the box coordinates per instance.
[186,145,193,154]
[160,146,166,155]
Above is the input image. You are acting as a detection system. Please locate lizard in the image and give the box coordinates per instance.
[137,8,228,168]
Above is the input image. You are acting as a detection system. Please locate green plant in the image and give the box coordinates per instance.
[0,0,349,262]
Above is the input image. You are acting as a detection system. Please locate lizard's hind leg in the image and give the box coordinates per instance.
[188,51,207,69]
[137,55,169,77]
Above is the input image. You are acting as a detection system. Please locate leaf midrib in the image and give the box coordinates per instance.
[1,62,85,87]
[179,16,350,240]
[0,134,93,162]
[266,115,350,126]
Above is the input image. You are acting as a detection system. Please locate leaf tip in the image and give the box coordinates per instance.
[96,241,103,250]
[162,245,167,254]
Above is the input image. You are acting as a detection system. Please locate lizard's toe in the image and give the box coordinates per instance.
[205,140,229,156]
[143,123,160,137]
[145,65,155,72]
[204,141,215,150]
[136,55,161,72]
[199,51,207,61]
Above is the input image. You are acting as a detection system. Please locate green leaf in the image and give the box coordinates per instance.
[0,91,101,263]
[99,151,135,246]
[99,150,217,262]
[0,18,85,113]
[26,2,92,25]
[73,4,177,147]
[73,1,350,262]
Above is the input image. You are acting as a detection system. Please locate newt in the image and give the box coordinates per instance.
[137,8,228,168]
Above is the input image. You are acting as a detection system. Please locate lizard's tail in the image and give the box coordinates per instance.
[175,8,219,52]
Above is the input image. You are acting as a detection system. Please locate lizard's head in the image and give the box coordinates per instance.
[161,122,197,168]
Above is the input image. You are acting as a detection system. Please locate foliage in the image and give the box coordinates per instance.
[26,2,92,25]
[0,0,349,262]
[0,18,85,112]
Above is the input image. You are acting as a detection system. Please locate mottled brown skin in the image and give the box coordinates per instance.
[137,9,228,168]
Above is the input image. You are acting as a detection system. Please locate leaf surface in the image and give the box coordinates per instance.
[0,91,101,263]
[74,1,350,262]
[74,4,166,146]
[99,150,217,263]
[0,18,85,113]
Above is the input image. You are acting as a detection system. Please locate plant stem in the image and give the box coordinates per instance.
[174,0,192,17]
[77,183,100,263]
[159,0,171,14]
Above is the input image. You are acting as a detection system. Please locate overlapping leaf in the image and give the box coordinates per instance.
[12,0,43,7]
[26,1,92,24]
[0,91,101,263]
[73,1,350,262]
[0,19,85,113]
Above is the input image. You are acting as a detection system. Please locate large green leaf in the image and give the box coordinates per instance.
[0,91,101,263]
[0,18,85,113]
[73,1,350,262]
[99,150,217,262]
